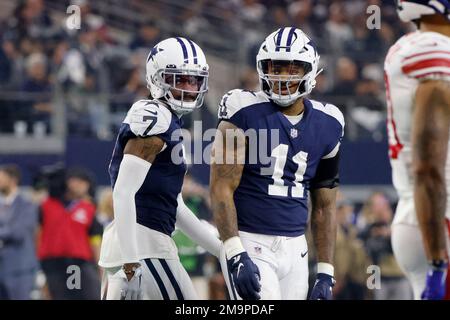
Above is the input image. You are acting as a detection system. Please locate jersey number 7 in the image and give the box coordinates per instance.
[142,115,157,136]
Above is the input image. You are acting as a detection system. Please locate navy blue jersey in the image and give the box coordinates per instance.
[109,99,186,236]
[218,90,344,237]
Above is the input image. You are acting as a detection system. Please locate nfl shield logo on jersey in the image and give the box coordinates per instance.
[290,128,298,139]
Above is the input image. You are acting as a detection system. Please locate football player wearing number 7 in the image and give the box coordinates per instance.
[98,37,223,299]
[210,27,344,300]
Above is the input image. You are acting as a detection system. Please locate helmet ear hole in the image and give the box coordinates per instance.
[301,62,312,75]
[262,79,271,94]
[298,81,306,95]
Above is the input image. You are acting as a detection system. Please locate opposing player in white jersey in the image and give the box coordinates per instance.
[211,28,344,300]
[98,37,223,300]
[386,0,450,300]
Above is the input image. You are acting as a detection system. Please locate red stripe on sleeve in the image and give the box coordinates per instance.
[402,58,450,75]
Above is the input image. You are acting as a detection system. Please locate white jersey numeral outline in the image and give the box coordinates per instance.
[266,144,308,198]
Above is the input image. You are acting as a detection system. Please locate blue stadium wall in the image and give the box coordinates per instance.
[0,138,393,187]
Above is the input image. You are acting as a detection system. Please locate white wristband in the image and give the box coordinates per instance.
[223,236,245,259]
[317,262,334,277]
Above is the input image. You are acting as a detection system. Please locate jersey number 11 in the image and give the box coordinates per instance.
[266,144,308,198]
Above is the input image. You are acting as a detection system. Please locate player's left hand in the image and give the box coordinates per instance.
[227,252,261,300]
[309,273,335,300]
[111,267,143,300]
[421,263,447,300]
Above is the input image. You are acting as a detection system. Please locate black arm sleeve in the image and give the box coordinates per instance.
[310,150,340,189]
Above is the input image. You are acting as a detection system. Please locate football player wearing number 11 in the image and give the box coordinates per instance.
[211,27,344,300]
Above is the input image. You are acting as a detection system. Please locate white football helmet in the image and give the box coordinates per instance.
[146,37,209,115]
[256,27,321,107]
[396,0,450,22]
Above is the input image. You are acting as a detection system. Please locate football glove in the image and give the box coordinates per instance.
[421,261,448,300]
[112,267,143,300]
[228,251,261,300]
[310,273,335,300]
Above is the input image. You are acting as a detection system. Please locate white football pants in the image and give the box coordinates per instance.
[221,231,309,300]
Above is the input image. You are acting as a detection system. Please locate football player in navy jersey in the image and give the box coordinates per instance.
[98,37,223,300]
[211,27,344,300]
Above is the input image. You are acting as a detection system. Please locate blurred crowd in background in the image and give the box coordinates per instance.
[0,0,412,140]
[0,0,414,299]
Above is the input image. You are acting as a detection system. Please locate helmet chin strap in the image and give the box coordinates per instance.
[272,96,299,107]
[268,79,302,107]
[165,89,200,116]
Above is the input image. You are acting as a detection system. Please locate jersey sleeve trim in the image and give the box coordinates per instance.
[218,90,268,122]
[322,142,340,159]
[310,101,345,129]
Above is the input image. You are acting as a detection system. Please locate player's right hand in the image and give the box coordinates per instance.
[227,252,261,300]
[112,266,143,300]
[421,262,447,300]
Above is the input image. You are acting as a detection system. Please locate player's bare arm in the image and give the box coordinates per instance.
[412,80,450,262]
[210,120,245,241]
[310,187,337,264]
[211,120,261,300]
[124,136,165,163]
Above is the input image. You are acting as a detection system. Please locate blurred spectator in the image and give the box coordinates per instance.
[349,65,386,141]
[0,41,14,87]
[325,3,353,53]
[110,66,147,115]
[0,164,38,300]
[129,21,161,52]
[0,39,24,132]
[358,192,412,300]
[5,0,54,43]
[329,56,358,102]
[74,0,108,39]
[268,6,290,28]
[20,52,52,135]
[182,8,211,38]
[239,0,267,25]
[96,189,113,228]
[344,15,384,65]
[37,167,102,299]
[239,68,259,92]
[333,193,371,300]
[311,71,330,100]
[288,0,315,38]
